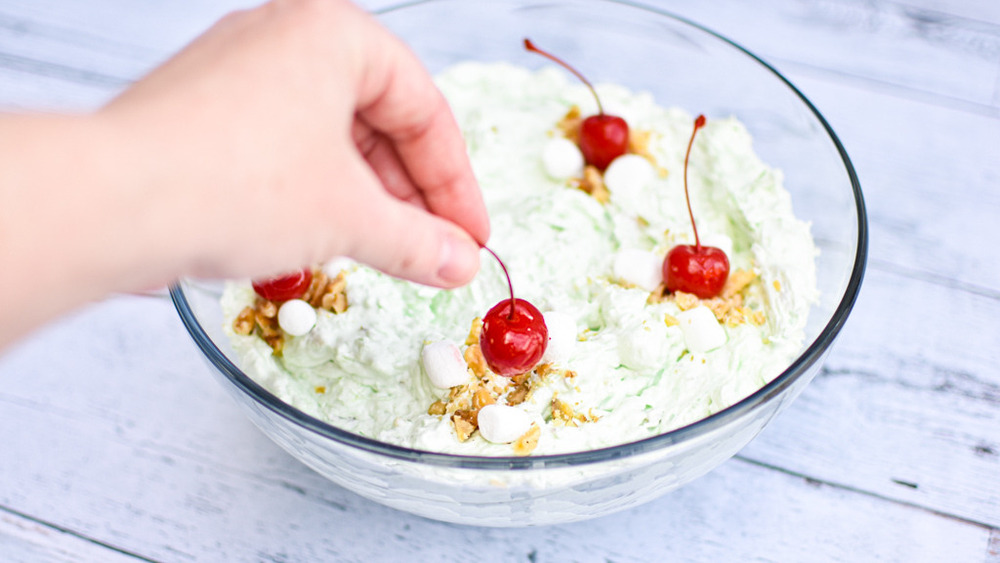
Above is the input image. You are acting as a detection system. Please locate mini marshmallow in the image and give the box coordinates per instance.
[477,404,533,444]
[541,311,576,364]
[541,137,585,179]
[604,154,654,200]
[676,305,727,353]
[420,341,470,389]
[701,233,734,259]
[322,256,354,278]
[613,248,664,292]
[277,299,317,336]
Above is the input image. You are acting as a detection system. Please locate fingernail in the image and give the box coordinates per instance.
[437,232,477,285]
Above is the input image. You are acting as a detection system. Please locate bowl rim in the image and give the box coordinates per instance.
[169,0,868,470]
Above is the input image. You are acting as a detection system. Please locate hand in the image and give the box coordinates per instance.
[102,0,489,288]
[0,0,489,348]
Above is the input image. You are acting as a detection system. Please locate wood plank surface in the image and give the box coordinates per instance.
[0,297,992,561]
[1,0,998,561]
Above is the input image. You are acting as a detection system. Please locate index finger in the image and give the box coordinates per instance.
[352,19,490,245]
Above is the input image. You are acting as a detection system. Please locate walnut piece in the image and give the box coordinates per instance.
[551,397,577,426]
[574,165,610,204]
[310,271,350,313]
[464,343,488,379]
[557,105,582,143]
[233,306,255,336]
[452,411,477,442]
[232,267,352,355]
[673,291,700,311]
[648,269,766,328]
[722,269,757,299]
[513,424,541,456]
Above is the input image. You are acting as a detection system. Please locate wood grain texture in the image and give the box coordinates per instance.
[0,300,991,561]
[0,0,998,560]
[0,507,148,563]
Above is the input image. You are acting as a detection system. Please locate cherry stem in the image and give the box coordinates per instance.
[684,115,707,250]
[482,245,517,320]
[524,38,604,115]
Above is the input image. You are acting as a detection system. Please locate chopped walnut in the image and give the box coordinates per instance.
[233,306,256,336]
[664,314,679,327]
[506,383,530,406]
[628,128,652,156]
[472,387,495,410]
[648,268,766,328]
[427,327,583,447]
[307,271,350,313]
[721,269,757,299]
[461,317,489,378]
[263,335,284,355]
[575,165,610,204]
[232,267,351,355]
[322,291,348,314]
[773,279,782,292]
[557,105,582,143]
[452,410,477,442]
[464,343,489,379]
[534,363,557,378]
[551,396,594,427]
[300,270,328,304]
[512,424,541,456]
[511,371,532,386]
[465,317,483,346]
[627,129,668,178]
[505,370,536,405]
[257,299,278,319]
[551,397,577,426]
[703,293,743,319]
[672,291,700,311]
[252,298,284,352]
[647,283,669,305]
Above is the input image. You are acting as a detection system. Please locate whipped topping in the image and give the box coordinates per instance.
[221,61,818,456]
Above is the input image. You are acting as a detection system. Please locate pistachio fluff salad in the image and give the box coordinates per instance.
[221,61,818,456]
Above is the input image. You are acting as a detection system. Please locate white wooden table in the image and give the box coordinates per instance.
[2,0,998,561]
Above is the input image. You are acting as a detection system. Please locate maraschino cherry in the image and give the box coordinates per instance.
[663,115,730,299]
[524,39,628,171]
[252,268,312,302]
[479,247,548,377]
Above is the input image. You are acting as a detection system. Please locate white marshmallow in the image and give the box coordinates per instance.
[322,256,354,278]
[701,233,733,259]
[541,311,576,364]
[676,305,727,353]
[277,299,317,336]
[477,404,533,444]
[604,154,654,200]
[541,137,585,179]
[613,248,664,292]
[420,341,470,389]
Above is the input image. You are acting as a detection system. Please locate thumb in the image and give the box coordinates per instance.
[338,164,482,288]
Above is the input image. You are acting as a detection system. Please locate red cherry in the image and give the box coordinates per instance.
[663,245,729,299]
[525,39,629,171]
[580,114,629,171]
[479,246,548,377]
[251,269,312,302]
[663,114,730,298]
[481,298,548,377]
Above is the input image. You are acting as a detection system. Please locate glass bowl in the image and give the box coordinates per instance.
[170,0,866,527]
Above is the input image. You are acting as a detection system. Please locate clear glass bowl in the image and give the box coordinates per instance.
[170,0,866,526]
